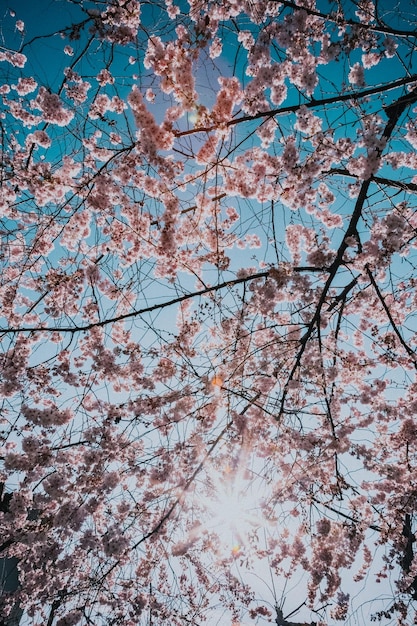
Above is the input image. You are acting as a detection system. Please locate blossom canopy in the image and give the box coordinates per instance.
[1,1,417,625]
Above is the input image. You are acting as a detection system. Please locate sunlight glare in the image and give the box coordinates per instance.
[201,460,265,556]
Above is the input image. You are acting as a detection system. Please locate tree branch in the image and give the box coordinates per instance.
[0,267,326,335]
[277,1,417,38]
[366,267,417,368]
[329,168,417,195]
[277,84,414,418]
[175,74,417,136]
[276,607,316,626]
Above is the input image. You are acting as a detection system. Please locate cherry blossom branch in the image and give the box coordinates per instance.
[316,322,342,492]
[328,169,417,195]
[326,277,359,312]
[150,193,226,226]
[46,599,61,626]
[311,496,382,533]
[233,75,417,126]
[276,606,317,626]
[366,266,417,368]
[276,85,416,418]
[175,74,417,137]
[0,267,327,335]
[20,18,93,51]
[278,1,417,37]
[99,393,261,581]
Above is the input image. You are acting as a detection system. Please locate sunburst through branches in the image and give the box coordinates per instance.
[193,449,269,559]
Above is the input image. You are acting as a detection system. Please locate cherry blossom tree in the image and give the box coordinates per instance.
[1,0,417,624]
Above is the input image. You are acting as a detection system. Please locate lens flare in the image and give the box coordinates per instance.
[199,458,265,556]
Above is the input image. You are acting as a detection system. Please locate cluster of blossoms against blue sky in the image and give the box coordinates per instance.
[1,1,417,625]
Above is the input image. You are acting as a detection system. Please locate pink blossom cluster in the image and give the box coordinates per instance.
[164,0,180,19]
[405,116,417,149]
[88,93,115,119]
[96,68,114,86]
[345,114,386,180]
[348,62,365,87]
[354,210,411,271]
[383,36,398,57]
[32,87,74,126]
[210,76,242,127]
[128,85,174,156]
[274,7,325,62]
[5,98,40,127]
[24,156,79,207]
[196,134,219,164]
[96,0,141,44]
[60,208,92,252]
[355,0,375,23]
[0,338,31,396]
[25,130,51,148]
[362,51,381,68]
[81,129,113,163]
[290,54,319,96]
[12,76,37,96]
[255,117,277,148]
[21,403,73,427]
[65,81,91,105]
[208,36,222,59]
[0,50,26,67]
[144,31,196,111]
[102,524,130,557]
[294,105,322,135]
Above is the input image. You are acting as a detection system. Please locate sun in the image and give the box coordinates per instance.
[197,456,266,557]
[174,444,273,561]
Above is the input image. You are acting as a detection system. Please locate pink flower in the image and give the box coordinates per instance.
[0,51,27,67]
[26,130,51,148]
[348,62,365,87]
[32,87,74,126]
[13,76,38,95]
[96,68,114,85]
[209,37,222,59]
